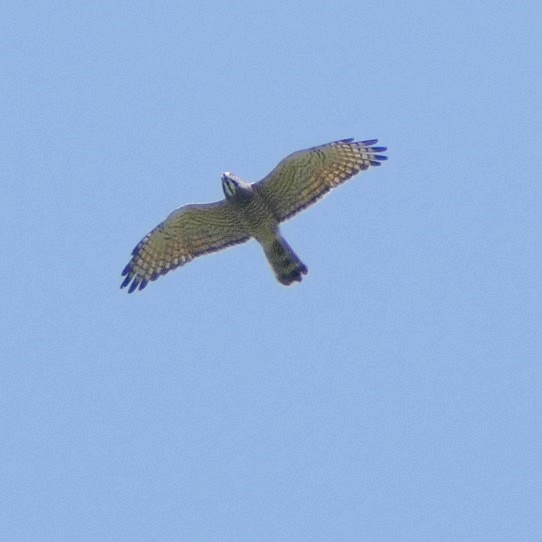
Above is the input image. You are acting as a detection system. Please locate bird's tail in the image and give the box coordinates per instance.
[263,235,308,286]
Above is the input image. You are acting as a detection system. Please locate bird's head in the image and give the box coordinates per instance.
[221,172,251,201]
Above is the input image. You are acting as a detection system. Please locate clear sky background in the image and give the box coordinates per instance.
[2,2,541,540]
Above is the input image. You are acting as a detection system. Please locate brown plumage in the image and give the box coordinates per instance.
[121,138,387,292]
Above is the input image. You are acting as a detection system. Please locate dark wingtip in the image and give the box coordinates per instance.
[128,279,139,294]
[121,270,156,292]
[138,279,148,291]
[120,274,132,289]
[361,138,378,146]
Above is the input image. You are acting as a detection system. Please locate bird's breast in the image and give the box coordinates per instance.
[235,194,277,236]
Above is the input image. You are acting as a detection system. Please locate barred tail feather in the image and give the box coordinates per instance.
[263,236,308,286]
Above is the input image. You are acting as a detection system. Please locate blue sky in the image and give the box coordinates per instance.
[2,2,541,540]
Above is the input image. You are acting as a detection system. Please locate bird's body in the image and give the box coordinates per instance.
[221,173,307,285]
[121,138,387,292]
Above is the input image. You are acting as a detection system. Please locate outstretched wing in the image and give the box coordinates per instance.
[254,138,387,222]
[121,201,250,293]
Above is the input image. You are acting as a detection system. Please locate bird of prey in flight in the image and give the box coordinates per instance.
[121,138,387,293]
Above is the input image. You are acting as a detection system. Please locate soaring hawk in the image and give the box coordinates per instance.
[121,138,387,292]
